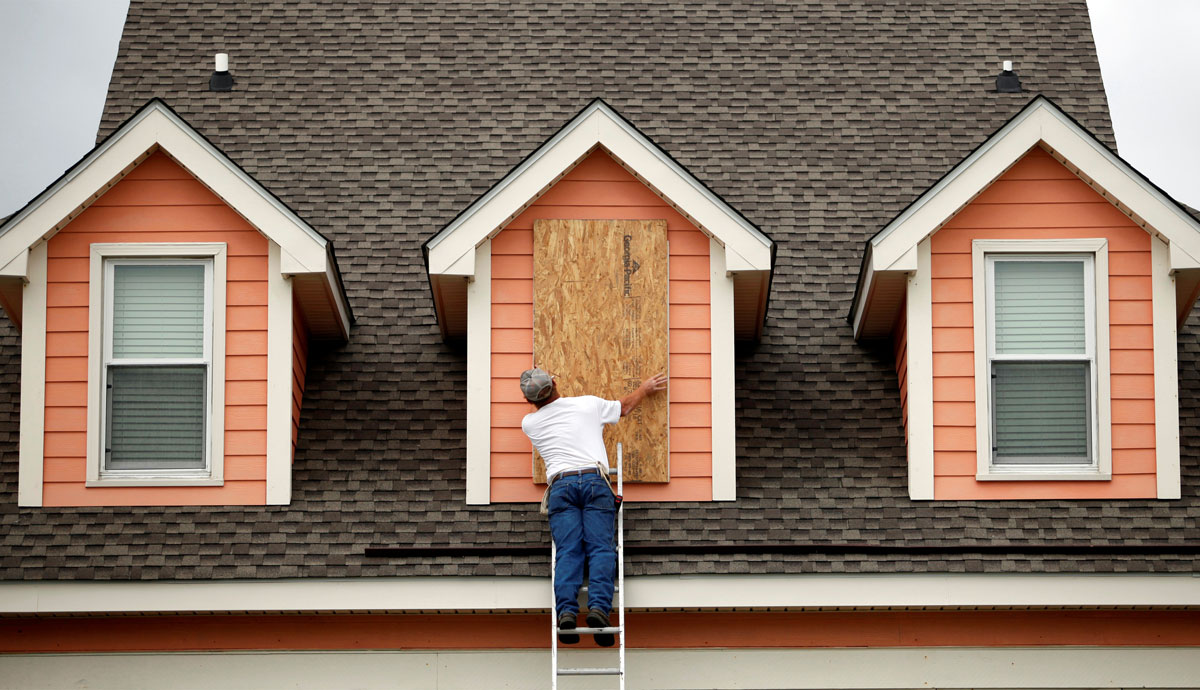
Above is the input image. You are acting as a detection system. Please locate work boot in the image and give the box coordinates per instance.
[585,608,615,647]
[557,611,579,644]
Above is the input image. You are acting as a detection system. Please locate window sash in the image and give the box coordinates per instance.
[100,258,214,476]
[985,254,1097,468]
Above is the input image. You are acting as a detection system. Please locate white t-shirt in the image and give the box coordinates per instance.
[522,395,622,479]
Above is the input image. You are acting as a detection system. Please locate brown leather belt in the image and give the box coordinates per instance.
[548,467,601,486]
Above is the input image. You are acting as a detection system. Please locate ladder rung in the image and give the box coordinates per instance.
[558,668,622,676]
[571,626,622,634]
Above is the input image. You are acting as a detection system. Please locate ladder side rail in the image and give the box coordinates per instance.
[617,443,626,690]
[551,538,558,690]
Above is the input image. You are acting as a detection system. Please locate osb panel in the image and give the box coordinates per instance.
[533,219,669,482]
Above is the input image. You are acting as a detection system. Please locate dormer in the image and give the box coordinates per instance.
[852,97,1200,501]
[1,100,351,507]
[424,100,774,504]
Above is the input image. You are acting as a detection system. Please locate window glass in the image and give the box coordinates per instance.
[106,365,206,469]
[989,257,1092,466]
[993,361,1090,463]
[993,260,1085,355]
[103,261,209,474]
[112,264,205,358]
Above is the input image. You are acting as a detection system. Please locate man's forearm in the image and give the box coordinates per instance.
[620,388,649,416]
[620,373,668,416]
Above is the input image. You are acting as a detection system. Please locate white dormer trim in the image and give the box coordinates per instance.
[853,96,1200,340]
[425,99,773,342]
[426,100,772,278]
[0,99,350,340]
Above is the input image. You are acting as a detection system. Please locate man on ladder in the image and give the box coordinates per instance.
[520,368,667,647]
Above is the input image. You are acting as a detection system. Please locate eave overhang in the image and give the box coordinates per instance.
[851,95,1200,340]
[423,98,774,340]
[0,99,352,341]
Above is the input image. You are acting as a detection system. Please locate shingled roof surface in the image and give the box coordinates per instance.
[3,0,1199,582]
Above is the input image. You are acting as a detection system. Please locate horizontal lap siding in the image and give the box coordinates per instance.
[292,303,309,461]
[894,304,908,442]
[930,147,1155,499]
[490,150,712,502]
[43,151,269,506]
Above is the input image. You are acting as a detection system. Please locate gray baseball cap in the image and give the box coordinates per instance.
[520,368,555,402]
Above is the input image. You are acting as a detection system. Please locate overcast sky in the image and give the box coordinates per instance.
[0,0,1197,217]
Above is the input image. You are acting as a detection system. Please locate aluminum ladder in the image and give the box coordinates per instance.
[550,443,626,689]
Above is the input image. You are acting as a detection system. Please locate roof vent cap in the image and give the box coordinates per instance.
[209,53,234,92]
[995,60,1022,93]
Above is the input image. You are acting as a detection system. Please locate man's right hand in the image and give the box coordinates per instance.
[640,373,668,396]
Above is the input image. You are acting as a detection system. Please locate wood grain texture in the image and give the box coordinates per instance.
[533,219,669,482]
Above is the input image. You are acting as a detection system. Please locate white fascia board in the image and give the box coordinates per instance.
[870,97,1200,274]
[426,109,602,276]
[3,573,1199,615]
[0,101,330,280]
[869,106,1045,270]
[594,112,771,270]
[0,248,29,279]
[426,101,772,278]
[850,251,876,340]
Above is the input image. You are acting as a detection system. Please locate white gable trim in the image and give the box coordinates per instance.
[855,96,1200,339]
[870,97,1200,271]
[425,100,772,278]
[0,100,350,340]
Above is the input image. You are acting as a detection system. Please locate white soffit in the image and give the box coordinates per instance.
[424,99,773,279]
[0,99,351,339]
[854,96,1200,336]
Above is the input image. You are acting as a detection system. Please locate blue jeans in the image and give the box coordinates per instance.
[547,473,616,616]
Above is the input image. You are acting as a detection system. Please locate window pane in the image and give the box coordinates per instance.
[994,260,1085,355]
[993,361,1090,464]
[112,264,205,359]
[106,365,206,470]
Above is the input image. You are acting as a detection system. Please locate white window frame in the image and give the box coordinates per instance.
[86,243,227,486]
[972,238,1111,481]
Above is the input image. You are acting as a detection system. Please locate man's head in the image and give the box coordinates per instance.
[520,368,556,405]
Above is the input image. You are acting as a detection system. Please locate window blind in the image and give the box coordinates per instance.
[107,365,206,469]
[993,361,1090,463]
[104,262,209,473]
[112,264,205,359]
[993,260,1085,355]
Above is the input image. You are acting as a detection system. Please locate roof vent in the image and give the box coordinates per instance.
[995,60,1022,93]
[209,53,234,92]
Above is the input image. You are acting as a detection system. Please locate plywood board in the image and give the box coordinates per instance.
[533,219,669,482]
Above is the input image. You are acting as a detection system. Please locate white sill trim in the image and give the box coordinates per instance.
[2,574,1199,615]
[976,471,1111,481]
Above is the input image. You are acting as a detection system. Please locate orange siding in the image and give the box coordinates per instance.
[490,149,712,502]
[43,151,269,506]
[5,610,1200,653]
[929,146,1155,499]
[893,302,908,442]
[292,302,309,461]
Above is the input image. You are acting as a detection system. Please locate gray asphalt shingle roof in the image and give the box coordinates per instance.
[2,0,1198,581]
